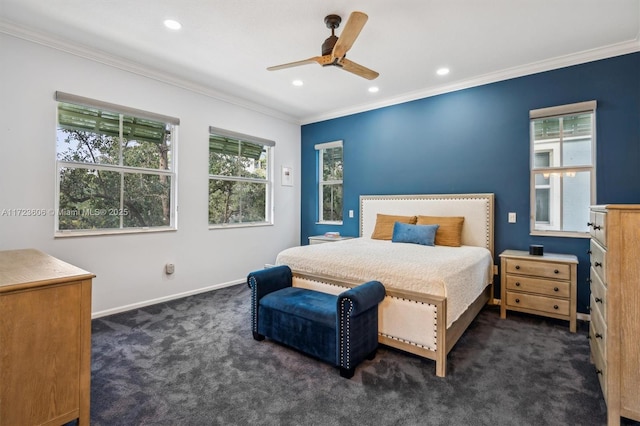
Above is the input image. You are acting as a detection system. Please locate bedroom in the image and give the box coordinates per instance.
[1,1,639,425]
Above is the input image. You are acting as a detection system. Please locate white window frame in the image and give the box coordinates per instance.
[529,101,596,237]
[315,140,343,225]
[54,92,178,237]
[208,126,274,229]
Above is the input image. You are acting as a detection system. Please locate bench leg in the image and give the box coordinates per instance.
[366,349,377,361]
[340,367,355,379]
[253,331,265,341]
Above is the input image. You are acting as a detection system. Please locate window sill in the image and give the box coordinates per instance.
[209,222,273,230]
[55,226,177,238]
[315,221,343,226]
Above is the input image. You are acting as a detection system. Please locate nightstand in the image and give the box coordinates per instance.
[308,235,354,245]
[499,249,578,332]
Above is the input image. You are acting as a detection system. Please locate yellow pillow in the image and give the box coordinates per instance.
[371,214,417,240]
[416,216,465,247]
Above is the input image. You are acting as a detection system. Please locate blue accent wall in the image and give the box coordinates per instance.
[300,52,640,314]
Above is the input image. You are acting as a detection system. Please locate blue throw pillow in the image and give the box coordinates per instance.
[391,222,439,246]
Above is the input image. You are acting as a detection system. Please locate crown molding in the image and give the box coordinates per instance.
[3,18,638,127]
[0,19,300,125]
[301,37,640,125]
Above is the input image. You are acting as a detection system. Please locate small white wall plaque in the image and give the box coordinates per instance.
[281,165,293,186]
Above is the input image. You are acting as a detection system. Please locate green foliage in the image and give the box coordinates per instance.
[57,128,172,230]
[320,146,343,221]
[208,145,268,225]
[322,183,343,222]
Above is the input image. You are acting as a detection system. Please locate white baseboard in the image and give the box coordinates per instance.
[91,279,244,319]
[577,312,591,322]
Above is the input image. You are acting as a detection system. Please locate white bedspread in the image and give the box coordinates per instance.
[275,238,493,327]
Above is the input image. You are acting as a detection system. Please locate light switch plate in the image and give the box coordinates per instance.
[508,212,516,223]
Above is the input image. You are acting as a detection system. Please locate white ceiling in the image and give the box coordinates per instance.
[2,1,639,124]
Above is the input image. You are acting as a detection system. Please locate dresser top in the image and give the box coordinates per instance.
[0,249,94,291]
[591,204,640,211]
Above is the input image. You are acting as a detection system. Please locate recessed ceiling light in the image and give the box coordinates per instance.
[163,19,182,30]
[436,67,450,76]
[368,86,379,93]
[292,79,304,87]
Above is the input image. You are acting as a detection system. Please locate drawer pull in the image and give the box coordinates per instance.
[553,269,559,274]
[593,225,602,230]
[596,369,603,375]
[587,222,593,227]
[553,305,559,310]
[595,297,603,304]
[595,333,603,339]
[515,265,520,270]
[594,262,602,267]
[515,298,520,303]
[553,287,559,292]
[515,282,521,287]
[587,249,592,255]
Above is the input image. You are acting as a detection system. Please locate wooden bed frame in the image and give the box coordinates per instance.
[290,193,495,377]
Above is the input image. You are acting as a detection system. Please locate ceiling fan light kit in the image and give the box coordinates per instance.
[267,11,379,80]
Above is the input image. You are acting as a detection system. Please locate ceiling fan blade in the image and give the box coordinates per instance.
[267,57,323,71]
[338,58,379,80]
[331,11,368,60]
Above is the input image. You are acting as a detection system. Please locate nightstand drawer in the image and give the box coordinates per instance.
[504,258,571,280]
[505,275,570,298]
[505,292,570,316]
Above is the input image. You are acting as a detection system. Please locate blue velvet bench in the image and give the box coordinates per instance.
[247,265,385,378]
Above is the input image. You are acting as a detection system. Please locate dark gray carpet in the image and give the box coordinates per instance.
[89,284,630,426]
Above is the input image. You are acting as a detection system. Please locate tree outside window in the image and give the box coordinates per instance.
[55,95,177,234]
[208,127,273,227]
[316,141,343,223]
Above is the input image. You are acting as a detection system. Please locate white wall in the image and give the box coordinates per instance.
[0,34,301,316]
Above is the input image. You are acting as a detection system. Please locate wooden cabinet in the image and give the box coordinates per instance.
[0,249,94,426]
[499,249,578,332]
[588,205,640,425]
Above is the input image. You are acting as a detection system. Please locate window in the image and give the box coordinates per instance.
[55,92,178,235]
[315,140,343,223]
[530,101,596,236]
[208,127,273,227]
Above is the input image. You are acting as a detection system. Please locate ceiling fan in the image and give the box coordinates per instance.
[267,11,379,80]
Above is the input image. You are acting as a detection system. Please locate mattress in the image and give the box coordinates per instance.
[275,238,493,328]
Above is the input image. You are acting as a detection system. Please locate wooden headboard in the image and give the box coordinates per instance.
[359,193,495,257]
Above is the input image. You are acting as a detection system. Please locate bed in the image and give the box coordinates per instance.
[275,193,495,377]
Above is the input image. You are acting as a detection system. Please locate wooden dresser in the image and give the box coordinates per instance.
[588,205,640,425]
[500,249,578,332]
[0,249,94,426]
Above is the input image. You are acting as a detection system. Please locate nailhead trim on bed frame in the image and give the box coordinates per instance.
[296,276,441,351]
[379,333,436,352]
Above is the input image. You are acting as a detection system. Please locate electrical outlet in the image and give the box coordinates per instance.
[349,210,354,218]
[165,263,175,274]
[508,212,516,223]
